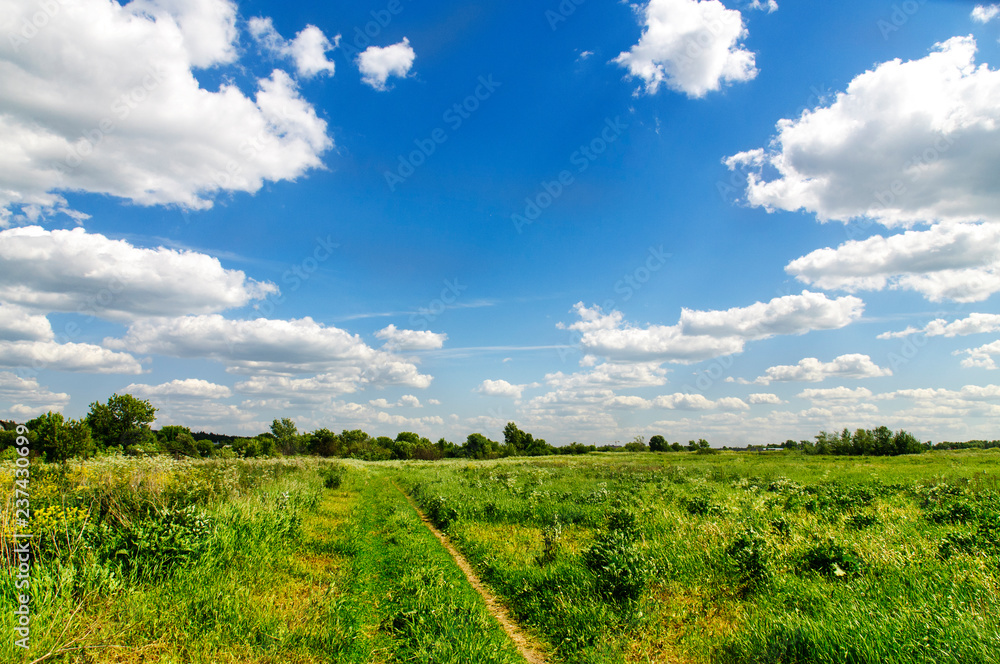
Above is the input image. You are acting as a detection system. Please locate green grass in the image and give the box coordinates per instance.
[392,450,1000,663]
[1,456,526,663]
[3,450,998,662]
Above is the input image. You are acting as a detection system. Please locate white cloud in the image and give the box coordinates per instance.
[375,324,447,351]
[614,0,758,98]
[878,384,1000,418]
[756,354,892,385]
[747,0,778,12]
[0,303,53,342]
[878,313,1000,339]
[123,378,232,400]
[748,392,783,404]
[0,226,277,320]
[972,4,1000,23]
[107,315,433,389]
[0,340,143,374]
[564,291,863,363]
[726,36,1000,227]
[356,38,415,91]
[248,17,338,78]
[797,386,874,403]
[475,379,528,399]
[787,223,1000,303]
[956,340,1000,369]
[0,0,331,222]
[399,394,421,408]
[0,371,70,416]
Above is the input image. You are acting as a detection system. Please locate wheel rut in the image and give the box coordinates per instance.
[391,481,549,664]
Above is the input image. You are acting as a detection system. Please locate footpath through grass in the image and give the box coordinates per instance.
[393,450,1000,664]
[1,457,527,663]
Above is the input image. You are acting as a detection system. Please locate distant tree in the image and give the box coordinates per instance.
[306,428,343,457]
[158,425,199,458]
[670,441,683,452]
[271,418,302,455]
[464,433,500,460]
[624,435,648,452]
[86,394,157,450]
[649,435,667,452]
[27,412,95,463]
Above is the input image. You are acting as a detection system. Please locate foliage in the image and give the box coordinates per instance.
[85,393,157,450]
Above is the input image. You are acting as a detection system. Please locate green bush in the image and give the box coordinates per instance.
[801,539,862,578]
[582,530,648,604]
[319,463,347,489]
[726,528,771,588]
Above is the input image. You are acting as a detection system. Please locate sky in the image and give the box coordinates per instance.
[1,0,999,446]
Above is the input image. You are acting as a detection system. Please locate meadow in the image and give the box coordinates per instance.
[2,450,999,663]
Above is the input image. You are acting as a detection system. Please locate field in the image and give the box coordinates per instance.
[2,450,999,663]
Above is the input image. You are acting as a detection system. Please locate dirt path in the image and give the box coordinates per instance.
[392,482,549,664]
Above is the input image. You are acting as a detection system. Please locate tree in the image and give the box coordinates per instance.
[464,433,500,459]
[86,394,157,450]
[158,425,199,457]
[27,412,95,463]
[649,435,667,452]
[271,418,302,455]
[624,435,648,452]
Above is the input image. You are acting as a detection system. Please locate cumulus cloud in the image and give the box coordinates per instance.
[0,371,70,414]
[614,0,758,98]
[107,315,432,392]
[797,386,874,403]
[878,313,1000,340]
[375,324,447,351]
[0,0,331,222]
[879,384,1000,418]
[0,340,143,374]
[248,17,338,78]
[476,379,528,399]
[726,36,1000,227]
[356,38,415,90]
[755,354,892,385]
[0,226,277,320]
[0,303,53,342]
[787,223,1000,303]
[562,291,863,364]
[123,378,232,399]
[956,340,1000,369]
[973,4,1000,23]
[748,392,783,404]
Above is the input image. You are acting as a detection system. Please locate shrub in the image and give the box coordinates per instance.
[801,539,862,578]
[319,463,347,489]
[726,528,772,588]
[606,508,638,538]
[582,530,648,604]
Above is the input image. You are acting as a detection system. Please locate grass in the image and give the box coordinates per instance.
[2,450,998,662]
[392,450,1000,663]
[1,456,526,663]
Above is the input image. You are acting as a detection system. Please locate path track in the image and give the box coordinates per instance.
[392,482,549,664]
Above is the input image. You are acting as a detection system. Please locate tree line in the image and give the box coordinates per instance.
[0,393,960,463]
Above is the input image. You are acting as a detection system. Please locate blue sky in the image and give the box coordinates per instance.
[1,0,999,445]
